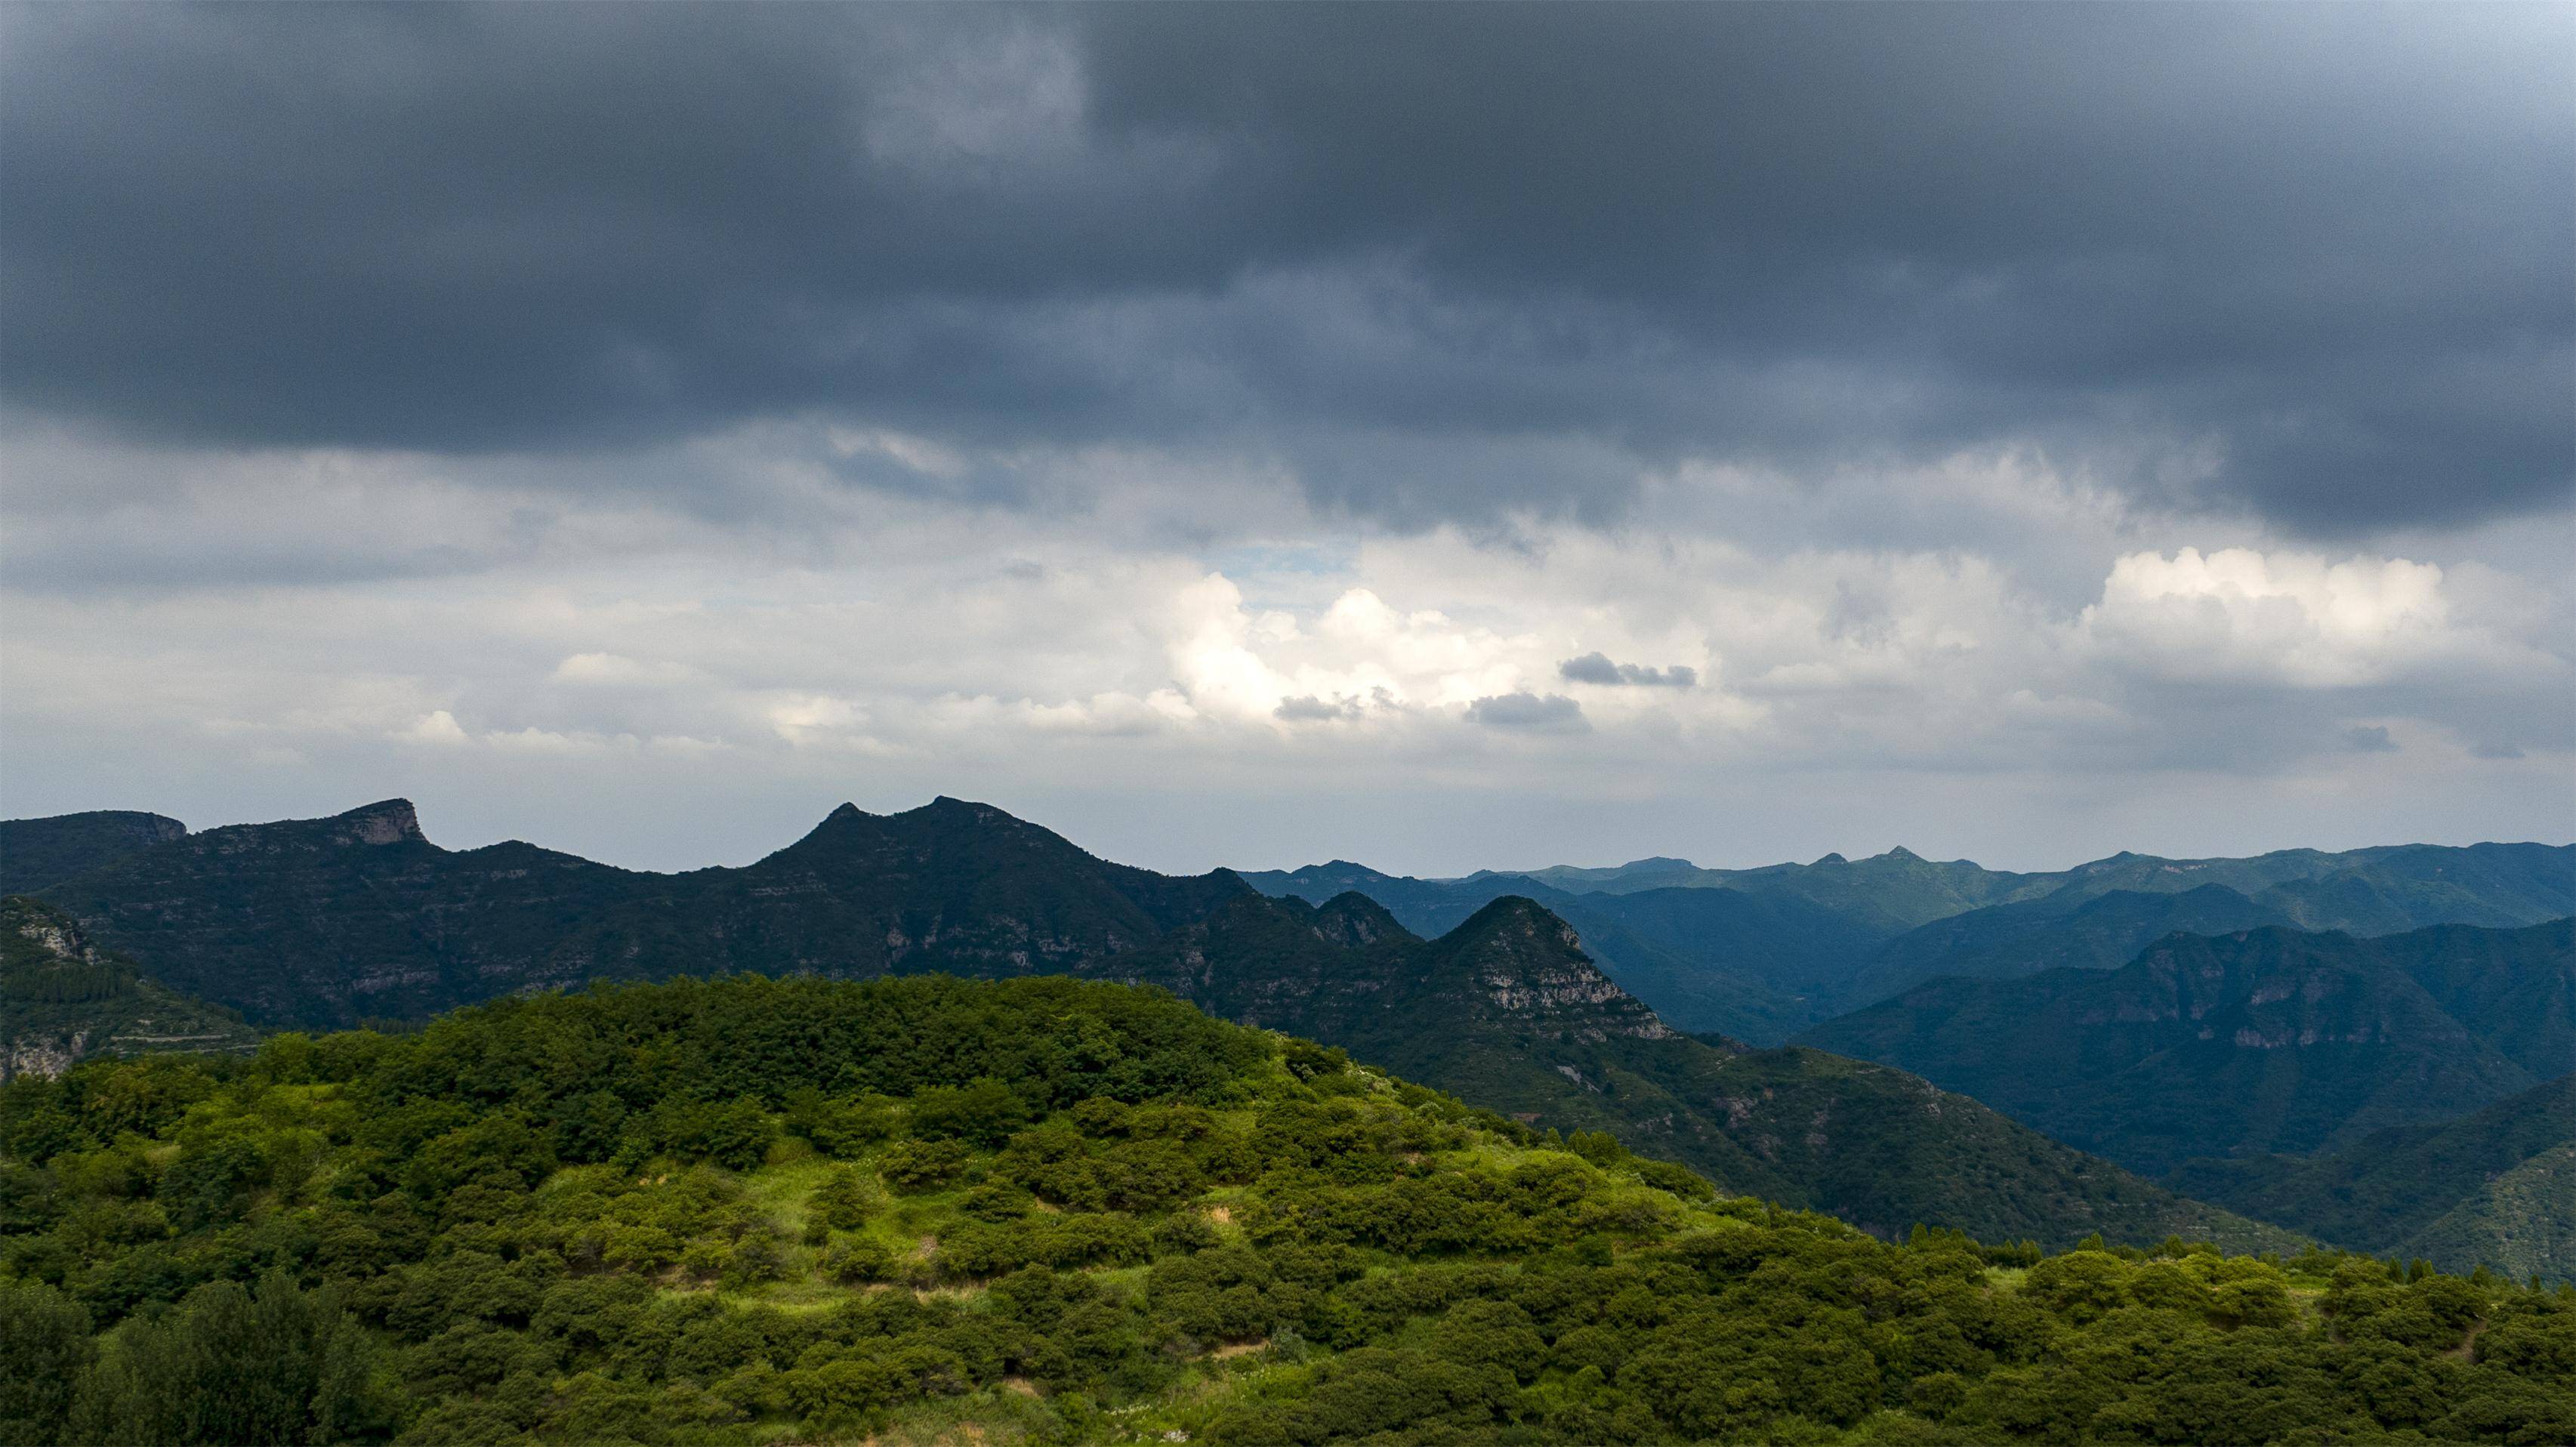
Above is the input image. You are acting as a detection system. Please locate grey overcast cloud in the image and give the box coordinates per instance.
[1,2,2570,874]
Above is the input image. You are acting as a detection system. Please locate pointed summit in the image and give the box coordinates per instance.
[1433,896,1674,1041]
[1812,852,1848,866]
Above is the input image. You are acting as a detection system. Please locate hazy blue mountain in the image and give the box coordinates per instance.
[1799,920,2574,1176]
[1462,854,1711,893]
[0,810,188,896]
[1248,843,2576,1039]
[1254,847,2059,929]
[1847,884,2304,1007]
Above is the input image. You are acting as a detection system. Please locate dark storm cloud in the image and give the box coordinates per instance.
[1559,654,1695,689]
[2,3,2567,531]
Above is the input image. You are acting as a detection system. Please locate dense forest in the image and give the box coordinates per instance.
[4,974,2571,1445]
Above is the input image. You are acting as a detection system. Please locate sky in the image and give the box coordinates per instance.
[2,2,2571,877]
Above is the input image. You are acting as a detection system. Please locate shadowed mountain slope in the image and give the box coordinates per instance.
[34,797,1251,1028]
[1800,920,2576,1176]
[0,810,189,897]
[2170,1074,2576,1279]
[1848,884,2305,1006]
[1,895,258,1079]
[2404,1140,2576,1286]
[1242,865,1886,1041]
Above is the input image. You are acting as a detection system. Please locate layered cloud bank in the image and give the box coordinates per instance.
[3,425,2565,872]
[0,5,2567,870]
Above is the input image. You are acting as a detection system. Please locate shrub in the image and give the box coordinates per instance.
[879,1138,972,1192]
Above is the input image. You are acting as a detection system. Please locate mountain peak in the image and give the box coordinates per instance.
[1812,852,1848,866]
[1881,846,1921,861]
[334,799,422,846]
[1313,891,1411,949]
[1451,893,1569,934]
[1435,896,1675,1041]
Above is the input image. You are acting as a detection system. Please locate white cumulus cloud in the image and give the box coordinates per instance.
[2081,547,2461,686]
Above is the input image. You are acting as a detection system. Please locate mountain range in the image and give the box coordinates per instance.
[1244,840,2576,1039]
[23,797,1242,1027]
[5,797,2300,1252]
[8,796,2569,1273]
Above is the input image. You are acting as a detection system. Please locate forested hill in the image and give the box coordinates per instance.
[27,798,1251,1028]
[5,974,2571,1447]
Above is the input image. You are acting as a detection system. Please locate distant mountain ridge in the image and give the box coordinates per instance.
[31,796,1251,1028]
[1242,841,2576,1038]
[1798,918,2576,1176]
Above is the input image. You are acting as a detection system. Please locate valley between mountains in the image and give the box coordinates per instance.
[6,797,2568,1281]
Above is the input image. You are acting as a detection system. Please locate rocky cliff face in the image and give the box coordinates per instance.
[1430,897,1675,1041]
